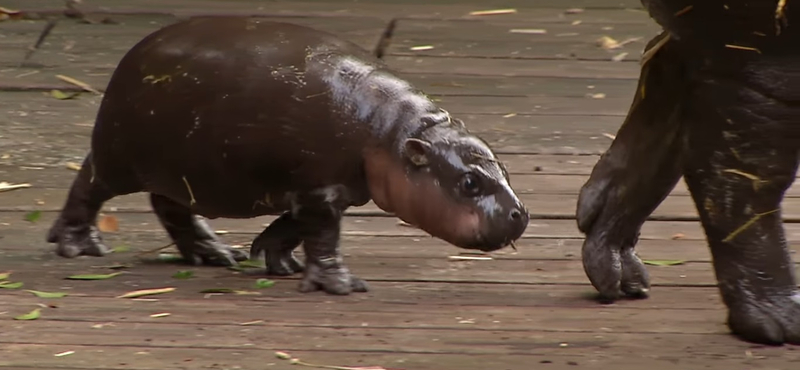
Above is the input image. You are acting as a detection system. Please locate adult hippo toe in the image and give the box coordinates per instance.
[47,17,529,295]
[577,0,800,345]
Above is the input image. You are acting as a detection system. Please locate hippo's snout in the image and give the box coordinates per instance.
[469,204,529,252]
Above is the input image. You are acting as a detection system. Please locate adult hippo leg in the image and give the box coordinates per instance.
[149,193,248,266]
[292,187,368,295]
[47,153,116,258]
[576,32,686,301]
[249,212,305,276]
[680,76,800,345]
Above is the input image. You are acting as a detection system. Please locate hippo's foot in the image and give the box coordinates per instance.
[47,153,116,259]
[679,70,800,345]
[727,292,800,345]
[47,221,111,258]
[298,255,368,295]
[150,193,247,267]
[576,30,685,302]
[250,212,305,276]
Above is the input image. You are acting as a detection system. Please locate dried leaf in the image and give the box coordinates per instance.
[642,260,686,266]
[65,272,123,280]
[25,290,68,298]
[611,52,628,62]
[597,36,620,49]
[50,89,80,100]
[509,29,547,34]
[117,287,176,299]
[234,290,262,295]
[66,162,82,171]
[111,245,131,253]
[97,215,119,232]
[254,278,275,289]
[469,8,517,16]
[0,271,10,280]
[0,281,23,289]
[55,74,102,94]
[157,253,184,263]
[14,308,41,320]
[239,259,266,269]
[24,210,41,222]
[172,270,194,279]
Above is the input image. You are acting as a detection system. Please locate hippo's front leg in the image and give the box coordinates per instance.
[249,212,305,276]
[576,32,686,301]
[292,188,368,295]
[680,74,800,345]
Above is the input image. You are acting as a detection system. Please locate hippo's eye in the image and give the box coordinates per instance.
[459,173,482,197]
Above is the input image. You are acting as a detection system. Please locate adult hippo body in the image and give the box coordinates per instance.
[578,0,800,345]
[48,17,529,295]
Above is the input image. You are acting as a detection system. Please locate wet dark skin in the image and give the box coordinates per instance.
[47,17,529,295]
[578,0,800,345]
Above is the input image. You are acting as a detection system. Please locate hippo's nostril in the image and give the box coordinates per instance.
[509,209,522,221]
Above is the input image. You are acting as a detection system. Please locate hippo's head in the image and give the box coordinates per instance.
[365,118,529,252]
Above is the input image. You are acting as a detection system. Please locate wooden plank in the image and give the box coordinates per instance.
[4,207,800,243]
[2,343,792,370]
[388,19,661,61]
[8,184,800,222]
[9,0,651,22]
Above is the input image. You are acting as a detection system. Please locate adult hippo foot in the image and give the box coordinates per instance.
[576,31,685,302]
[47,221,111,258]
[249,212,305,276]
[298,256,368,295]
[727,293,800,345]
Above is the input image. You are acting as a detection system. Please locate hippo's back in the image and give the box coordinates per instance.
[89,17,381,216]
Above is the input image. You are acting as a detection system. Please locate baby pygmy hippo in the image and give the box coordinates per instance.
[47,17,530,295]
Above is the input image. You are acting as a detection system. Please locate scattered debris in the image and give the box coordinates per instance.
[22,19,58,64]
[674,5,694,16]
[373,18,396,60]
[111,245,131,253]
[25,290,68,298]
[24,210,42,222]
[117,287,176,299]
[723,209,779,243]
[54,350,75,357]
[640,33,671,66]
[50,89,81,100]
[240,320,265,326]
[97,214,119,232]
[214,229,229,235]
[588,93,606,99]
[274,351,387,370]
[172,270,194,279]
[14,308,41,320]
[255,278,276,289]
[642,260,686,266]
[0,281,23,289]
[597,36,643,50]
[0,181,32,193]
[503,113,517,118]
[397,220,417,228]
[671,233,685,240]
[65,272,124,280]
[448,255,493,261]
[724,44,761,54]
[182,176,196,205]
[509,29,547,34]
[65,162,82,171]
[468,8,517,16]
[135,243,177,258]
[564,8,584,14]
[0,272,9,280]
[611,52,628,62]
[602,133,616,140]
[55,74,102,95]
[409,45,434,51]
[149,312,171,318]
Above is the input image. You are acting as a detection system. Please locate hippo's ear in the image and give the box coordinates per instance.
[404,138,432,167]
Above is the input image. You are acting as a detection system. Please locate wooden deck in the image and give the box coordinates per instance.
[1,1,799,369]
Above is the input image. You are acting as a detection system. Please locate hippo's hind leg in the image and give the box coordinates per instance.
[149,194,248,266]
[291,186,367,295]
[249,211,304,276]
[680,76,800,345]
[576,32,686,301]
[47,153,117,258]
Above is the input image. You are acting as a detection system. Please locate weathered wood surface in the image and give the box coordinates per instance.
[1,1,800,370]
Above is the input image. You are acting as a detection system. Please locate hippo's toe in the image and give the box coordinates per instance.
[727,293,800,345]
[298,258,368,295]
[176,240,248,267]
[51,224,111,258]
